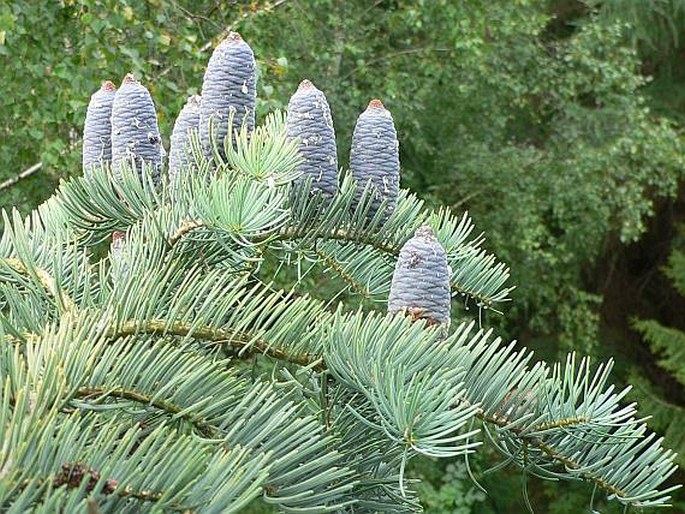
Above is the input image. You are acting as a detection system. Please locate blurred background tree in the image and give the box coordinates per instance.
[631,223,685,469]
[1,0,683,511]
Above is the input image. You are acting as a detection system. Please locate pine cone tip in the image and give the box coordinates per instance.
[414,225,436,240]
[112,230,126,243]
[225,31,244,43]
[368,98,385,110]
[101,80,116,92]
[298,79,315,91]
[121,73,138,86]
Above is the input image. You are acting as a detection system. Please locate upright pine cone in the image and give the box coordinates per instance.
[286,79,338,197]
[111,74,163,184]
[199,32,256,161]
[350,99,400,220]
[168,95,201,187]
[388,225,451,329]
[82,81,116,179]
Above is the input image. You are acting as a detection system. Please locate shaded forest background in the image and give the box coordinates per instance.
[0,0,684,512]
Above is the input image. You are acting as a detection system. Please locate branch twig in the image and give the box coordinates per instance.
[107,316,635,501]
[0,163,43,192]
[74,386,219,439]
[109,318,324,372]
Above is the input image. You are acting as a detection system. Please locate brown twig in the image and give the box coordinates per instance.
[109,318,324,372]
[75,386,219,439]
[168,219,206,247]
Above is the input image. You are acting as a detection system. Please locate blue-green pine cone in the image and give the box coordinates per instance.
[82,80,116,179]
[169,94,201,187]
[286,79,339,197]
[388,225,451,328]
[350,99,400,220]
[111,74,163,184]
[199,32,256,160]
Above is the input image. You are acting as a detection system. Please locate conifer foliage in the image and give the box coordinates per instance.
[631,228,685,469]
[0,32,681,513]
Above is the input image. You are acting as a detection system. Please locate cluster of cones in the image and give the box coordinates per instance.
[84,32,451,331]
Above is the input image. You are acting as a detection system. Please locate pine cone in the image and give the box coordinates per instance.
[199,32,256,161]
[350,99,400,221]
[286,79,339,198]
[388,225,451,329]
[111,74,163,184]
[82,81,116,179]
[168,94,201,188]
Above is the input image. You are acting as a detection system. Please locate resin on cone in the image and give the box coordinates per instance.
[388,225,451,329]
[350,99,400,220]
[82,81,117,179]
[168,95,201,187]
[199,32,256,161]
[110,74,163,184]
[286,79,338,197]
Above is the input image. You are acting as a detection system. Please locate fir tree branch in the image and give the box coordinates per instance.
[1,318,322,370]
[0,313,660,507]
[533,439,626,498]
[458,398,630,500]
[101,318,640,503]
[74,386,220,439]
[314,247,372,298]
[109,316,635,502]
[0,257,76,312]
[108,319,324,371]
[12,476,179,511]
[167,220,398,255]
[265,226,399,255]
[167,221,498,304]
